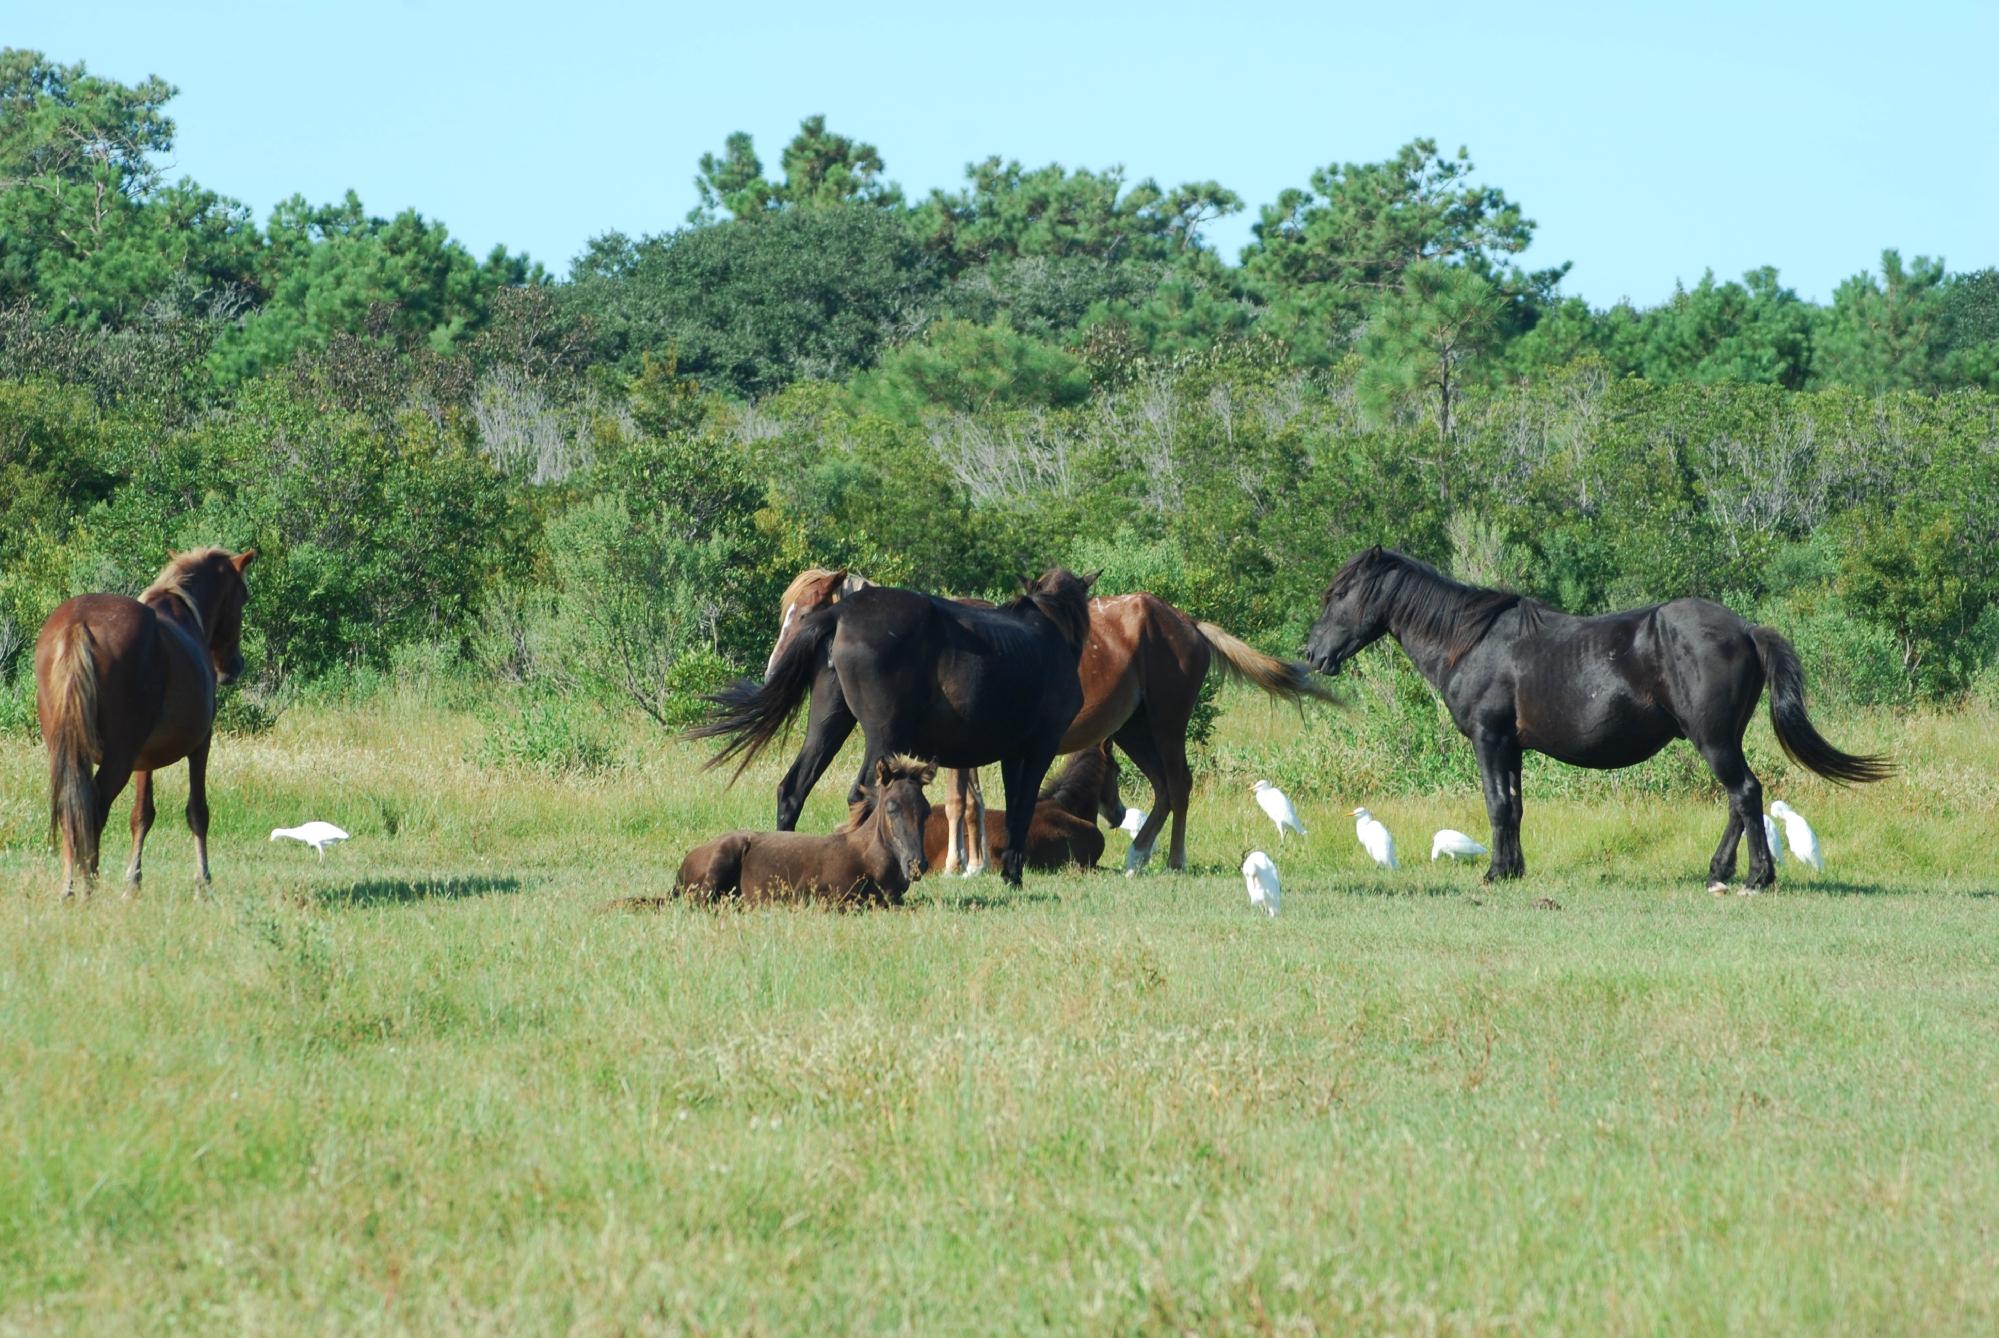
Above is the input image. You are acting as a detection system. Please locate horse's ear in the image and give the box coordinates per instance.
[917,762,937,786]
[1367,543,1384,559]
[1080,568,1102,591]
[827,568,848,603]
[233,548,258,571]
[875,757,891,788]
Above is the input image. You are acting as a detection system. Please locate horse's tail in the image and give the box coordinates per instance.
[44,622,104,874]
[1750,625,1894,785]
[685,606,838,779]
[1195,620,1337,706]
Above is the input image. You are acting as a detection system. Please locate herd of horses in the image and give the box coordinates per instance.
[31,544,1891,904]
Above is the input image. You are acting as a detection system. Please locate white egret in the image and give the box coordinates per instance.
[270,822,349,859]
[1761,813,1785,866]
[1430,829,1488,861]
[1351,807,1397,870]
[1119,807,1148,837]
[1241,850,1280,916]
[1768,800,1822,872]
[1252,780,1307,842]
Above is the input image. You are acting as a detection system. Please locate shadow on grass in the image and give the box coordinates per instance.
[934,889,1064,912]
[319,875,522,907]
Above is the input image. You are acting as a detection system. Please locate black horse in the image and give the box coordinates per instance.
[691,569,1093,886]
[1303,547,1891,891]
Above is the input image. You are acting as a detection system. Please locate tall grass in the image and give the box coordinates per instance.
[1,685,1995,1332]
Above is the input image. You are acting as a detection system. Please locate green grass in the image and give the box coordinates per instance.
[2,687,1997,1333]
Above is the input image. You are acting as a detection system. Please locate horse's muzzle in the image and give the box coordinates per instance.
[905,857,927,881]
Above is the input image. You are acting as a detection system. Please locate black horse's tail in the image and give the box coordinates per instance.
[686,606,838,779]
[1750,626,1895,785]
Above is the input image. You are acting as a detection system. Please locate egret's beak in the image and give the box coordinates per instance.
[1349,808,1364,817]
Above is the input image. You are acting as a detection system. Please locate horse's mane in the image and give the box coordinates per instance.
[1038,744,1111,810]
[140,547,233,634]
[1327,547,1526,662]
[836,754,937,832]
[1005,568,1094,648]
[779,567,866,615]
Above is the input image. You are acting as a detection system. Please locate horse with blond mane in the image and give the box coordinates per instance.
[33,547,256,895]
[763,568,1335,871]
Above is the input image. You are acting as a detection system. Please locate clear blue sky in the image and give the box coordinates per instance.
[15,0,1998,305]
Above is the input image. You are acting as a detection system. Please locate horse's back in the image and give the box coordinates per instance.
[675,831,752,902]
[1067,593,1207,746]
[736,829,880,904]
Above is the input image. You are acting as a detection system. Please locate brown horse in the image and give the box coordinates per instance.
[34,547,256,896]
[675,756,937,906]
[922,741,1125,872]
[765,569,1333,871]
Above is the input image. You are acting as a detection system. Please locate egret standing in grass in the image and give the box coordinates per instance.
[1351,807,1397,869]
[1762,813,1786,866]
[271,822,349,860]
[1431,829,1488,862]
[1768,800,1822,872]
[1252,780,1307,843]
[1241,850,1280,916]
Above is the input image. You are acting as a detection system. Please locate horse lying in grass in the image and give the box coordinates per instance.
[763,568,1334,873]
[695,570,1093,888]
[34,547,257,896]
[1304,546,1892,892]
[674,756,937,907]
[921,742,1126,873]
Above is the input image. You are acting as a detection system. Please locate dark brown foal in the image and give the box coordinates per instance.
[676,756,937,906]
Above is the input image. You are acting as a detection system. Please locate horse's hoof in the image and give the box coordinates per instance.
[1707,881,1730,896]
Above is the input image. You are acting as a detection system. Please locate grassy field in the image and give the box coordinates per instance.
[3,686,1997,1334]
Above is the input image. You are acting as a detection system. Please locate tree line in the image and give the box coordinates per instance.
[1,49,1995,748]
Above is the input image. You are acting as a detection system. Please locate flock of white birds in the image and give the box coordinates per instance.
[1236,781,1823,917]
[265,780,1828,917]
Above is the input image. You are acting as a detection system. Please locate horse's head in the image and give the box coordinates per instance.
[147,547,257,685]
[1010,568,1098,649]
[1305,545,1392,677]
[866,754,937,882]
[766,568,862,678]
[206,549,256,684]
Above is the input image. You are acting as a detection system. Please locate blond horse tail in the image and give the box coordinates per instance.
[1195,621,1337,705]
[45,622,103,877]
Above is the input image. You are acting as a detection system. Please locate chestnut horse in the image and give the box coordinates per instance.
[675,755,937,906]
[765,569,1334,871]
[34,547,256,896]
[922,741,1126,872]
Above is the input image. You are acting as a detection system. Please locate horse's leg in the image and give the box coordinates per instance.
[997,747,1055,888]
[1153,720,1195,872]
[963,769,989,876]
[776,674,856,831]
[187,740,213,886]
[1696,739,1772,892]
[942,770,964,875]
[86,746,137,897]
[124,769,156,889]
[1473,728,1525,882]
[1111,716,1172,874]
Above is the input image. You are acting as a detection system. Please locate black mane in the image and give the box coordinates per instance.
[1329,547,1525,662]
[1005,568,1094,649]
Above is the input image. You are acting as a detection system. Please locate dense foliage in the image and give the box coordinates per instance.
[2,49,1995,732]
